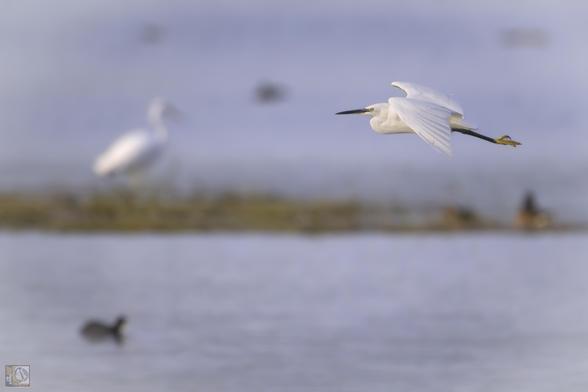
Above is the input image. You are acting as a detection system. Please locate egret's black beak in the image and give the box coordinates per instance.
[335,108,371,115]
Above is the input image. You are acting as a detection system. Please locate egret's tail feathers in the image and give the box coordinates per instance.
[495,134,522,147]
[449,115,476,131]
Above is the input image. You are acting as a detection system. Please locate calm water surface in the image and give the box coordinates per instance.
[1,232,588,391]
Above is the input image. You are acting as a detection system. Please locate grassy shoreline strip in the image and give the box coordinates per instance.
[0,192,582,233]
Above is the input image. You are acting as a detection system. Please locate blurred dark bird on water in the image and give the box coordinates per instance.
[80,315,127,344]
[441,206,480,229]
[255,82,287,104]
[501,28,549,49]
[515,191,551,230]
[140,23,166,45]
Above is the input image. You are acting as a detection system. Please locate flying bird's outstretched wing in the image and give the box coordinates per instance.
[391,81,464,117]
[388,98,453,156]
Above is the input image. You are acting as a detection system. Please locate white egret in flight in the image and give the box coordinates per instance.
[93,97,175,179]
[336,81,521,156]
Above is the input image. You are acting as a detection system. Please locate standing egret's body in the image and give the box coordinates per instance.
[337,81,520,156]
[93,98,170,178]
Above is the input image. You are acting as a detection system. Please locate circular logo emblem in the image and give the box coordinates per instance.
[13,366,29,384]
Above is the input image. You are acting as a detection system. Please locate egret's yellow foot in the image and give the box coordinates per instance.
[495,135,521,147]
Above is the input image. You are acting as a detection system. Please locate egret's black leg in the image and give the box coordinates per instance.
[451,128,521,147]
[451,128,496,144]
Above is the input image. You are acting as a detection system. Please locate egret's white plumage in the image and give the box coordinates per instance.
[391,81,464,115]
[337,81,520,155]
[94,98,170,178]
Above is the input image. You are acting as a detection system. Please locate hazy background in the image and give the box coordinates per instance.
[2,2,588,391]
[1,0,587,220]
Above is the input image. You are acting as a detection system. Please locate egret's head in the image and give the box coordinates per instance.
[148,97,182,124]
[366,103,388,116]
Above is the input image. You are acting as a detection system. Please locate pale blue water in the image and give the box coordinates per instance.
[1,232,588,391]
[0,0,587,221]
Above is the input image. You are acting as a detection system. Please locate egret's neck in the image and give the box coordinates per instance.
[367,103,385,132]
[147,101,168,140]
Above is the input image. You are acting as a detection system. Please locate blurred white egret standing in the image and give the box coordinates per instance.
[336,81,521,156]
[93,97,174,183]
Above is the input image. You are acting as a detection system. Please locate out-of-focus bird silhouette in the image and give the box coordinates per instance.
[80,315,127,345]
[441,206,480,229]
[93,98,179,185]
[501,28,549,49]
[515,191,551,230]
[255,82,287,104]
[140,23,166,45]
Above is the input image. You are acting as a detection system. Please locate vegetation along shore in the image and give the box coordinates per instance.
[0,191,581,233]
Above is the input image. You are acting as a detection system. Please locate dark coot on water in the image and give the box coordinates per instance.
[80,315,127,345]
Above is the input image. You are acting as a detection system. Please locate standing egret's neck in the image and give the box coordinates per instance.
[147,98,168,140]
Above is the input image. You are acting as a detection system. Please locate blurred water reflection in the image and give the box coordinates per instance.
[1,232,588,391]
